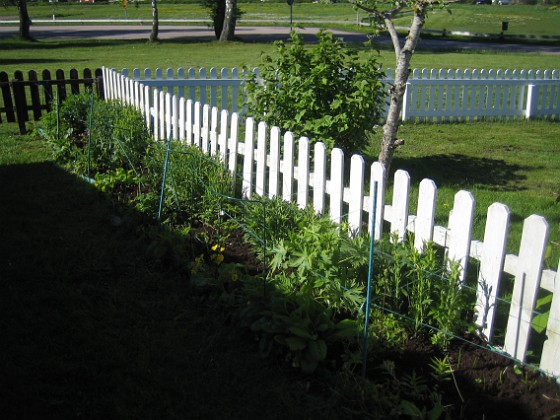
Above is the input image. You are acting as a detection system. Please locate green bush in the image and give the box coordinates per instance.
[39,93,153,177]
[245,30,386,153]
[146,141,235,227]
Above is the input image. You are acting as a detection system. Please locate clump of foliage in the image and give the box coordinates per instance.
[145,141,235,229]
[39,91,153,179]
[245,30,386,153]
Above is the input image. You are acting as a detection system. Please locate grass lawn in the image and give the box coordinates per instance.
[7,2,560,39]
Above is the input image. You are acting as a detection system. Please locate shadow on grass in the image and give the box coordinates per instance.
[391,153,528,191]
[0,161,321,420]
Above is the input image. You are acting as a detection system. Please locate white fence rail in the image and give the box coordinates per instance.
[120,66,560,122]
[102,66,560,378]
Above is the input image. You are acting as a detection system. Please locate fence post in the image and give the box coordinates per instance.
[525,84,540,119]
[370,162,385,240]
[312,142,327,215]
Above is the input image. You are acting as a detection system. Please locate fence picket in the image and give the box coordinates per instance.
[540,259,560,376]
[390,170,410,242]
[269,126,281,198]
[504,215,549,362]
[413,178,437,252]
[329,148,344,224]
[297,137,310,209]
[242,117,255,199]
[475,203,510,341]
[447,190,475,284]
[348,155,365,234]
[281,132,294,202]
[255,121,267,196]
[313,142,327,215]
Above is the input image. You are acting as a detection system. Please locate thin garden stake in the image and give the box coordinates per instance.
[87,87,95,180]
[157,136,172,223]
[362,181,378,378]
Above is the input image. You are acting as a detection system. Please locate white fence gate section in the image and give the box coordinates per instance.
[102,66,560,378]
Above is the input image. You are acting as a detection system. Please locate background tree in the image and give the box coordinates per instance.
[2,0,32,40]
[202,0,242,40]
[350,0,445,178]
[150,0,159,42]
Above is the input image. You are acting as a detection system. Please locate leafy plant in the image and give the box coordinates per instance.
[245,30,386,153]
[39,93,153,177]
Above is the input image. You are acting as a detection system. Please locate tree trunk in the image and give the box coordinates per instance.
[17,0,32,41]
[219,0,237,41]
[379,12,425,180]
[213,0,225,39]
[149,0,159,42]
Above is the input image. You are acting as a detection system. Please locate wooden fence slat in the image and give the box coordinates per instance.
[391,169,411,242]
[413,178,437,252]
[329,148,344,225]
[242,117,255,199]
[313,142,327,215]
[504,215,549,362]
[540,259,560,376]
[348,154,365,235]
[475,203,510,341]
[0,71,16,123]
[281,132,294,202]
[268,126,281,198]
[447,190,475,284]
[297,137,310,209]
[255,121,267,197]
[28,70,42,121]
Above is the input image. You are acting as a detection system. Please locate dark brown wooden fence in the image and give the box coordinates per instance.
[0,68,104,134]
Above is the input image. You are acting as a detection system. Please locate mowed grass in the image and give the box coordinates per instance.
[1,37,559,76]
[8,2,560,38]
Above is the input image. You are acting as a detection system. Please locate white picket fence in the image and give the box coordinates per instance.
[120,66,560,121]
[102,66,560,377]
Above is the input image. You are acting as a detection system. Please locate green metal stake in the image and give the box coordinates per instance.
[158,137,172,223]
[362,181,378,378]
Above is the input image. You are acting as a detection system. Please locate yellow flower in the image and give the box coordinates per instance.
[231,273,239,282]
[211,244,219,252]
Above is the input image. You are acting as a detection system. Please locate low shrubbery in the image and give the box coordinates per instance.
[37,93,485,418]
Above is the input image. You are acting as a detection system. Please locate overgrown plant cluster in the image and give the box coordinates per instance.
[38,93,480,418]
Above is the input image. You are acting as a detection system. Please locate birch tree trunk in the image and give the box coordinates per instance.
[149,0,159,43]
[219,0,237,41]
[379,11,425,180]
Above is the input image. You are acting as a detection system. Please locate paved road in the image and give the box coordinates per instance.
[1,24,559,55]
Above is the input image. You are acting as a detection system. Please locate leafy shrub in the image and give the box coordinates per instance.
[146,141,235,228]
[245,30,386,153]
[39,93,153,177]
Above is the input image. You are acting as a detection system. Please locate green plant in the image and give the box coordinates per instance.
[146,142,235,228]
[372,239,472,349]
[39,93,153,177]
[245,30,386,154]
